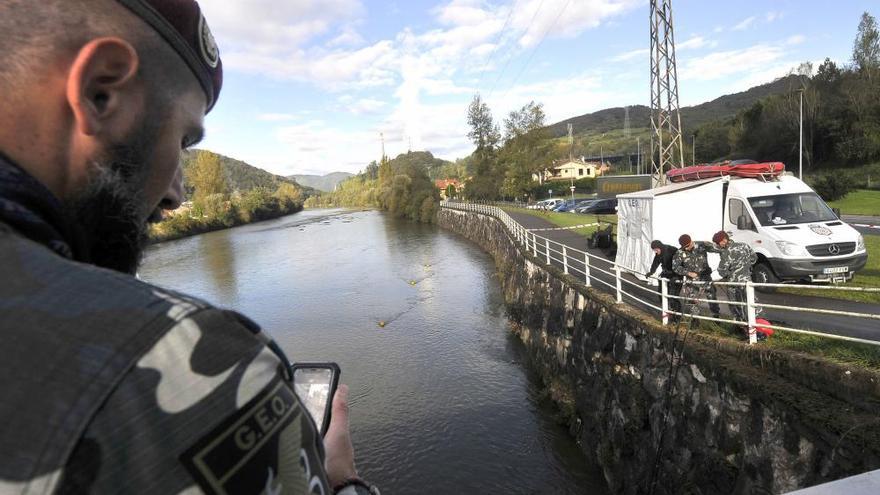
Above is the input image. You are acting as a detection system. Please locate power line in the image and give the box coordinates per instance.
[498,0,572,101]
[487,0,546,99]
[475,0,519,93]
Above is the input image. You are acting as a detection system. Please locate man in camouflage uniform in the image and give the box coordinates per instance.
[0,1,375,494]
[672,234,721,320]
[712,231,758,323]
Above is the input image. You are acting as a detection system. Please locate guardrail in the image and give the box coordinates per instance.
[441,200,880,346]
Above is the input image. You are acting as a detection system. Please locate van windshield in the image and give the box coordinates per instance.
[748,192,837,226]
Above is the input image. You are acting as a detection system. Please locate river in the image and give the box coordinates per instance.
[139,208,609,494]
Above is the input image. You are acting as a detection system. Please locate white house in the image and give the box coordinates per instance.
[532,159,605,183]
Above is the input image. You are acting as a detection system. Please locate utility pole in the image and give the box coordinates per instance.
[637,137,641,174]
[798,89,804,180]
[650,0,685,187]
[568,123,574,162]
[380,132,386,162]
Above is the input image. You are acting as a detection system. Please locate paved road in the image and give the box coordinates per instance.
[506,211,880,343]
[843,215,880,236]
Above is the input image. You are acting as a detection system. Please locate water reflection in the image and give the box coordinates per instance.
[140,209,608,494]
[198,232,238,303]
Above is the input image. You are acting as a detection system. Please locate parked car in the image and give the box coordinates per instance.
[555,198,596,212]
[576,198,617,214]
[539,198,565,210]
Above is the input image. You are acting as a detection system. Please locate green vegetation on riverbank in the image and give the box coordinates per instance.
[698,320,880,372]
[305,151,440,223]
[150,150,307,242]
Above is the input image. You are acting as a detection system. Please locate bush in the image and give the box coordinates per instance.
[811,173,856,201]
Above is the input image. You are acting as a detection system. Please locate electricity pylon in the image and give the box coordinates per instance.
[649,0,685,186]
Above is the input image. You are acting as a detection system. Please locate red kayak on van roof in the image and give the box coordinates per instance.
[666,161,786,183]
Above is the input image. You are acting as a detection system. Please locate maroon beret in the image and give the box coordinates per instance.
[678,234,692,247]
[712,230,728,244]
[115,0,222,112]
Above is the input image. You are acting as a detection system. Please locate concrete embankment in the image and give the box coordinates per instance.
[438,207,880,494]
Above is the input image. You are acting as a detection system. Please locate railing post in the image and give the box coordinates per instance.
[584,253,591,287]
[661,278,669,326]
[562,246,569,274]
[746,281,758,344]
[532,233,538,257]
[545,239,550,265]
[615,266,623,303]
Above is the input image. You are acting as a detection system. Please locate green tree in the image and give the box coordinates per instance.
[445,183,456,198]
[853,11,880,79]
[466,94,502,199]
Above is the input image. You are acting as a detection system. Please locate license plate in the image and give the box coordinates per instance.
[823,266,849,274]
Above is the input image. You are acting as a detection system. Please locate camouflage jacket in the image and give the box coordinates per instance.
[672,241,716,279]
[717,240,757,282]
[0,156,332,495]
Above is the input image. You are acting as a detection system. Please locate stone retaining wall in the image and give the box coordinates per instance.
[438,207,880,494]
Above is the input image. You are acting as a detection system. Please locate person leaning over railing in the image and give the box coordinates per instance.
[0,1,376,494]
[712,230,759,328]
[672,234,721,320]
[646,240,682,323]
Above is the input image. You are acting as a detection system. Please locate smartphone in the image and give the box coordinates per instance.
[291,362,340,436]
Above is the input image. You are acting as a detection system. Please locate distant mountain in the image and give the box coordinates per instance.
[182,149,314,197]
[546,74,803,138]
[288,172,354,192]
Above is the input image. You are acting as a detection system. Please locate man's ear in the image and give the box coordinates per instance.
[66,37,140,136]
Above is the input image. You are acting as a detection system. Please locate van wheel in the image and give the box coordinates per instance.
[753,262,779,293]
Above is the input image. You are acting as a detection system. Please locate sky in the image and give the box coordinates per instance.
[196,0,877,177]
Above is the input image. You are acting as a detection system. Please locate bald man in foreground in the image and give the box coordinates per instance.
[0,1,376,494]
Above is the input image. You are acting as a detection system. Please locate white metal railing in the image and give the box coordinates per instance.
[441,200,880,347]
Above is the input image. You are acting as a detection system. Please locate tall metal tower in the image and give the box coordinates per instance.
[649,0,685,186]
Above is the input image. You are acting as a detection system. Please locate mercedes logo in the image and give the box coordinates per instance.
[828,244,840,255]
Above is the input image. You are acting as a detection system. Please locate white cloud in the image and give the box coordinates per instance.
[611,48,648,62]
[257,113,300,122]
[328,26,366,47]
[681,44,787,81]
[786,34,806,46]
[348,98,387,115]
[510,0,643,48]
[732,16,757,31]
[200,0,365,53]
[678,36,714,50]
[765,11,783,23]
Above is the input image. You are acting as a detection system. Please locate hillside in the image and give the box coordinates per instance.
[546,74,802,138]
[182,149,314,197]
[288,172,354,192]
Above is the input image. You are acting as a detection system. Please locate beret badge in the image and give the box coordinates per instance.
[198,13,219,69]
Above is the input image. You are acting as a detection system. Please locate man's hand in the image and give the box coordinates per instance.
[687,271,698,279]
[324,384,358,488]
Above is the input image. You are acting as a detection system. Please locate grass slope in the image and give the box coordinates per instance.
[828,189,880,216]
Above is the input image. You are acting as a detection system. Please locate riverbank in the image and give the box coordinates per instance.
[437,206,880,494]
[149,202,303,243]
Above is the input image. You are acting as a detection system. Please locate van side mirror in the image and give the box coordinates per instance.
[737,215,750,230]
[832,207,841,219]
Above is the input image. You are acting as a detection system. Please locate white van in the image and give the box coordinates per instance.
[615,173,867,284]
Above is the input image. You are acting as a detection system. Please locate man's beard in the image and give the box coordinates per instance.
[66,117,162,275]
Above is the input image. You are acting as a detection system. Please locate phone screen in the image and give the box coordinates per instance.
[292,363,339,435]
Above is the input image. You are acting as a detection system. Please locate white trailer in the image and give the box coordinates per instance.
[615,174,868,284]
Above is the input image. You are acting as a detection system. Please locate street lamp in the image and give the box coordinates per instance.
[692,134,696,166]
[798,89,804,180]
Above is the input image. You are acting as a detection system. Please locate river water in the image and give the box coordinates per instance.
[139,209,609,494]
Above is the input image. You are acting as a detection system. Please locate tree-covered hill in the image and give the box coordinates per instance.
[546,75,803,139]
[181,149,314,197]
[287,172,354,192]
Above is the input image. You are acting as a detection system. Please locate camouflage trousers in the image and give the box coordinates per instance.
[680,278,719,318]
